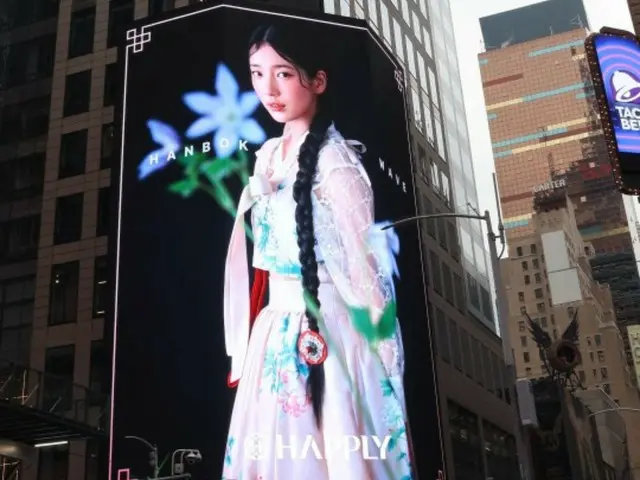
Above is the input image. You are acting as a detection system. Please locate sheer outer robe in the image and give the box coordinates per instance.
[224,130,405,402]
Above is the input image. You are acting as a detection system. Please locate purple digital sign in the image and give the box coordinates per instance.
[593,34,640,154]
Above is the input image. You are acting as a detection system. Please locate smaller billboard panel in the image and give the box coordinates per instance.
[586,30,640,194]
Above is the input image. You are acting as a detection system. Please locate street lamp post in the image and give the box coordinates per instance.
[125,435,160,479]
[384,185,532,479]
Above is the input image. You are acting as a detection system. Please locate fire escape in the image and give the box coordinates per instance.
[0,359,108,478]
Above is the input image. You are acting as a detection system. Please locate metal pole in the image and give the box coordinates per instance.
[385,212,532,478]
[125,436,159,478]
[484,210,531,480]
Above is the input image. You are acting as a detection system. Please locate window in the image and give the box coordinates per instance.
[520,336,527,347]
[429,250,442,294]
[442,263,454,305]
[0,96,51,144]
[68,7,95,58]
[43,345,75,412]
[598,351,605,363]
[85,438,101,480]
[595,334,602,347]
[524,275,530,285]
[601,367,608,380]
[380,4,391,45]
[54,193,84,244]
[49,262,80,325]
[518,292,524,302]
[453,272,465,312]
[535,273,542,283]
[578,370,586,382]
[0,276,35,366]
[518,321,525,332]
[89,340,107,404]
[93,256,108,318]
[516,247,523,256]
[540,317,547,327]
[436,308,450,362]
[534,288,543,299]
[532,258,539,269]
[37,443,69,480]
[530,244,537,254]
[104,63,118,107]
[523,352,530,363]
[0,152,45,201]
[519,306,526,314]
[59,129,87,178]
[536,302,545,313]
[149,0,175,15]
[108,0,135,48]
[521,261,528,271]
[63,70,91,116]
[101,123,115,169]
[603,384,611,395]
[97,187,111,237]
[0,216,40,264]
[1,35,56,88]
[449,319,462,371]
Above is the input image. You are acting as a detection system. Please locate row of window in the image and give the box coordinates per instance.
[448,400,519,479]
[432,302,510,403]
[63,66,119,117]
[0,188,110,266]
[59,124,115,178]
[1,0,59,32]
[0,123,114,204]
[0,269,108,365]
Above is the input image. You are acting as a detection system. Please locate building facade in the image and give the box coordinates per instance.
[326,1,523,478]
[629,0,640,35]
[500,195,640,475]
[480,1,640,378]
[0,0,520,479]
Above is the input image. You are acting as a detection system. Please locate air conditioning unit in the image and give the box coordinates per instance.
[516,378,539,428]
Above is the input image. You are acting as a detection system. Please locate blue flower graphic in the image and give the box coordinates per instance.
[138,119,181,180]
[182,62,266,158]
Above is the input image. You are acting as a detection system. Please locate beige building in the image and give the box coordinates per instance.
[501,194,640,473]
[0,0,521,479]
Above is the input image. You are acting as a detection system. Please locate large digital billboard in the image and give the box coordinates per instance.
[586,28,640,194]
[109,2,444,479]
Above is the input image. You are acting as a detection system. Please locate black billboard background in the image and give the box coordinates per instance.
[110,2,443,478]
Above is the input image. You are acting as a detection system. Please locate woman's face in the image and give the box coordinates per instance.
[249,44,326,124]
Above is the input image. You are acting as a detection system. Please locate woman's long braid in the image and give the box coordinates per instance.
[292,112,332,428]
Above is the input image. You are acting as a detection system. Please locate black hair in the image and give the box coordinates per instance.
[249,24,332,427]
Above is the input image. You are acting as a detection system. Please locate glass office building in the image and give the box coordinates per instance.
[325,0,495,331]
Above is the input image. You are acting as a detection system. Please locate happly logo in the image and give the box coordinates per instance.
[612,70,640,104]
[243,433,392,461]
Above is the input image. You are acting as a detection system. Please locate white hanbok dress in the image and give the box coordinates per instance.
[221,125,412,480]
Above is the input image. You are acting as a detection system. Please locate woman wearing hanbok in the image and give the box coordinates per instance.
[221,23,412,480]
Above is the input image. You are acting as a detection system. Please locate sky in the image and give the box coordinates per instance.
[449,0,635,229]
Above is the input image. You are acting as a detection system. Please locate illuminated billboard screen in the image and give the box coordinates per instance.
[110,2,444,479]
[586,29,640,194]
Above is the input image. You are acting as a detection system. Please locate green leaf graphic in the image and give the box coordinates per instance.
[168,179,198,198]
[200,158,237,184]
[377,301,397,339]
[303,290,323,321]
[213,183,236,215]
[350,307,377,342]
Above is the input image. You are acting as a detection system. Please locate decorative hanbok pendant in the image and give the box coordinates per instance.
[298,330,328,365]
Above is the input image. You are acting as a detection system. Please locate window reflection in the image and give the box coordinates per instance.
[448,401,484,479]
